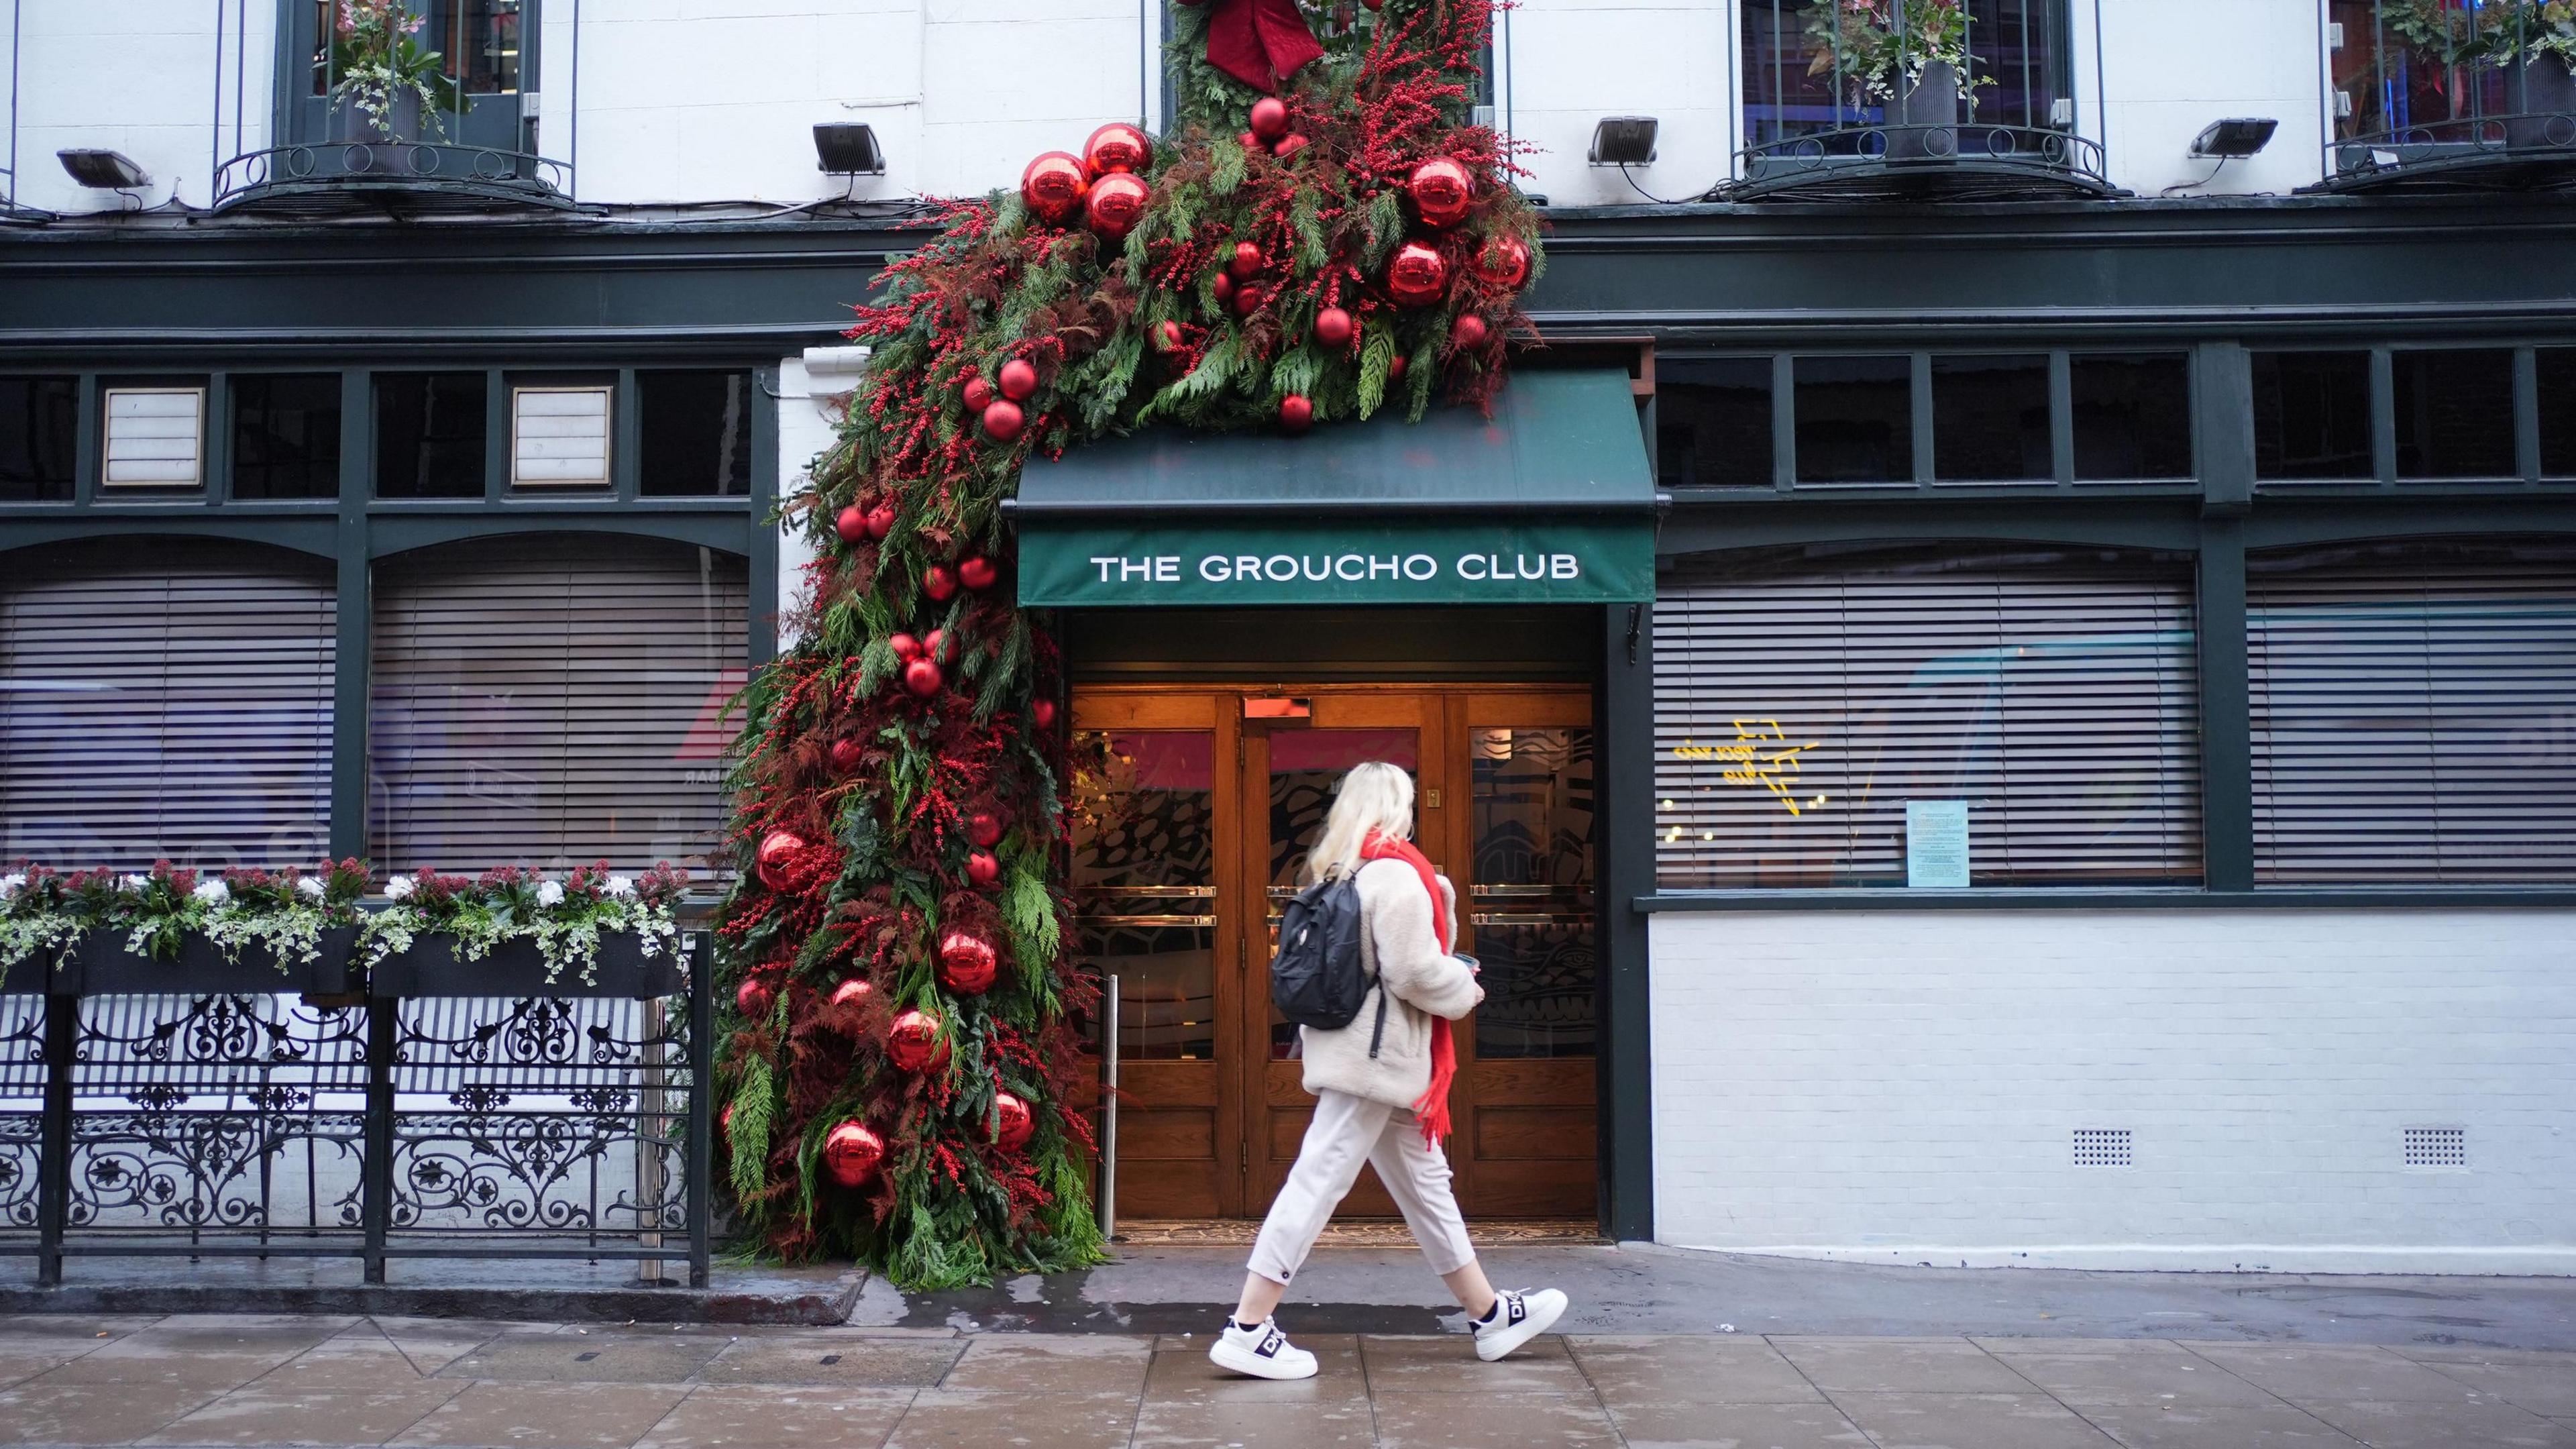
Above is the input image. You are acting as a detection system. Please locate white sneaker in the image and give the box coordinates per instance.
[1472,1287,1568,1362]
[1208,1316,1320,1380]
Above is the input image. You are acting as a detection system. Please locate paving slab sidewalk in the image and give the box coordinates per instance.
[0,1313,2571,1449]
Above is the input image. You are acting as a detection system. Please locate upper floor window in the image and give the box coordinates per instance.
[1741,0,2076,148]
[297,0,531,154]
[2329,1,2576,172]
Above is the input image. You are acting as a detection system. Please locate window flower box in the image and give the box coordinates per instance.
[60,924,362,997]
[368,930,688,1000]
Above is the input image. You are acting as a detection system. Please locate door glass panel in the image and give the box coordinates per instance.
[1470,729,1597,1058]
[1071,731,1217,1061]
[1265,729,1420,1057]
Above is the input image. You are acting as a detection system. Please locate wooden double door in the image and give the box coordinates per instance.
[1071,685,1599,1222]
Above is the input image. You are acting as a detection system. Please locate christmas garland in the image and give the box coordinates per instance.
[715,0,1540,1289]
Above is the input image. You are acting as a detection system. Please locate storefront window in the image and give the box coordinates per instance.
[1931,354,2050,482]
[231,374,343,500]
[2251,537,2576,884]
[376,372,488,498]
[1658,359,1774,490]
[0,377,76,502]
[367,535,746,870]
[1,539,335,870]
[639,371,753,497]
[2392,348,2516,480]
[1070,731,1218,1061]
[2253,350,2374,482]
[1794,356,1913,484]
[1655,544,2202,888]
[2071,353,2192,481]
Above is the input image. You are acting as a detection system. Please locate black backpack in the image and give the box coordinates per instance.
[1269,874,1391,1055]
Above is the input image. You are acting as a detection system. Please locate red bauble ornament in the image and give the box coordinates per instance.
[1388,354,1409,384]
[1232,284,1265,319]
[923,565,958,602]
[1083,121,1152,178]
[1273,132,1310,160]
[922,627,947,661]
[962,375,992,413]
[1408,157,1474,229]
[1475,236,1532,290]
[1211,271,1236,304]
[830,977,871,1008]
[1387,241,1449,307]
[719,1102,733,1134]
[965,850,1001,888]
[997,359,1038,402]
[938,931,999,995]
[823,1121,885,1188]
[1020,152,1087,223]
[1279,394,1313,434]
[1238,130,1263,151]
[835,504,867,544]
[886,1009,947,1072]
[991,1092,1034,1152]
[1230,241,1264,279]
[1250,97,1289,141]
[981,399,1026,443]
[966,811,1004,849]
[1031,698,1058,730]
[735,974,775,1018]
[1313,306,1355,349]
[1085,172,1150,240]
[889,631,922,660]
[1363,0,1383,9]
[958,556,998,591]
[755,830,806,890]
[828,737,864,774]
[903,658,943,698]
[865,502,897,540]
[1453,313,1491,350]
[1152,320,1186,353]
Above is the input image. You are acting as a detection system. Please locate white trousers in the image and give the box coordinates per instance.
[1246,1088,1477,1286]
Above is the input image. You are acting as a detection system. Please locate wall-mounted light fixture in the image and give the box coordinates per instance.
[813,123,885,176]
[57,149,151,189]
[1589,117,1659,167]
[2190,118,2278,158]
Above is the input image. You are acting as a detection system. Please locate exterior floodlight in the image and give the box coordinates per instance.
[1589,117,1660,166]
[814,123,885,175]
[2190,118,2278,158]
[58,149,151,189]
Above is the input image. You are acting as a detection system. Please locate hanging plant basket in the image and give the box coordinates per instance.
[370,930,689,1000]
[61,925,362,997]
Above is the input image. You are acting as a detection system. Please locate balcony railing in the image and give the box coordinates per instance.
[213,138,576,215]
[1734,119,2115,203]
[2318,3,2576,193]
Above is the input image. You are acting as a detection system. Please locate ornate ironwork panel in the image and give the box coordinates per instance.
[0,994,44,1242]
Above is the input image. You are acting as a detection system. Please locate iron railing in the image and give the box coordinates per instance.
[2319,2,2576,192]
[2321,109,2576,190]
[0,934,710,1287]
[213,138,575,213]
[1735,120,2115,201]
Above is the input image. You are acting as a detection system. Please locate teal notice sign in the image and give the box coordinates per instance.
[1017,521,1654,607]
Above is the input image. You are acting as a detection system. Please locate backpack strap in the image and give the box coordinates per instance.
[1366,981,1390,1060]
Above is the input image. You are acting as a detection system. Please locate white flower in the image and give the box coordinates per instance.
[119,874,149,893]
[191,879,231,905]
[385,875,415,902]
[605,875,636,900]
[0,873,23,898]
[536,881,566,908]
[297,876,326,899]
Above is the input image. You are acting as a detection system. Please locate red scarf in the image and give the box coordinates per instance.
[1361,830,1458,1147]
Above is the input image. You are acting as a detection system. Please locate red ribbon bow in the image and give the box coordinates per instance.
[1199,0,1325,94]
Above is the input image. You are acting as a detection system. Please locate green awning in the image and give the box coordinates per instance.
[1010,369,1656,608]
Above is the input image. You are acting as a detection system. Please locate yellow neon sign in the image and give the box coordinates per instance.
[1675,719,1824,817]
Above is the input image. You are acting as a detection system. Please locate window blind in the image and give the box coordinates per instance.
[0,539,334,870]
[2250,538,2576,884]
[368,535,748,873]
[1655,545,2203,888]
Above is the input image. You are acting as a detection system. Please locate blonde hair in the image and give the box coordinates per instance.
[1304,761,1415,884]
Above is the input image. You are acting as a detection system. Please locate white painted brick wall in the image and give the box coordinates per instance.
[1650,910,2576,1274]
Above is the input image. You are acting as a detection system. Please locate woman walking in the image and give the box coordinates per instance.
[1210,761,1570,1380]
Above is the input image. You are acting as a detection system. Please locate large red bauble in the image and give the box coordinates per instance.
[938,931,999,994]
[755,830,806,890]
[735,974,775,1018]
[1083,121,1152,177]
[886,1009,948,1073]
[888,631,922,660]
[1020,151,1088,223]
[966,811,1004,849]
[923,565,958,602]
[865,502,896,540]
[903,657,943,698]
[991,1092,1034,1152]
[828,737,864,774]
[997,358,1038,402]
[1232,283,1265,319]
[981,399,1025,443]
[1273,132,1310,160]
[1313,306,1355,348]
[958,556,998,591]
[1474,236,1532,290]
[1453,313,1491,350]
[1031,698,1058,730]
[1279,394,1313,434]
[1085,172,1150,240]
[830,977,871,1008]
[1408,157,1474,228]
[1152,320,1186,353]
[822,1121,885,1188]
[965,850,1001,888]
[1229,241,1264,279]
[962,375,992,413]
[1250,97,1289,140]
[835,504,867,544]
[1387,241,1450,307]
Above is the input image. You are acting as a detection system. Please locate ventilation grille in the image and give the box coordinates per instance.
[2404,1127,2467,1169]
[2073,1128,2132,1167]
